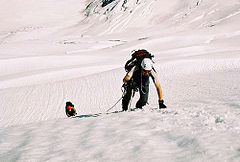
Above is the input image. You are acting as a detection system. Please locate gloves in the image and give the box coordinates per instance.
[159,100,167,109]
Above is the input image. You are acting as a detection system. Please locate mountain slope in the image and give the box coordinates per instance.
[0,0,240,161]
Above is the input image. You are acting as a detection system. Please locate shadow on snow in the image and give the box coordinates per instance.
[72,110,124,119]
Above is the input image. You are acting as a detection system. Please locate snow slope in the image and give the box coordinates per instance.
[0,0,240,161]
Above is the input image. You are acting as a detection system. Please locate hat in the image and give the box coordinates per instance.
[141,58,153,71]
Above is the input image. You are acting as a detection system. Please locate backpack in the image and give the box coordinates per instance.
[65,101,77,117]
[124,49,154,72]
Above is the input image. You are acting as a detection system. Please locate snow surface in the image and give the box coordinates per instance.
[0,0,240,161]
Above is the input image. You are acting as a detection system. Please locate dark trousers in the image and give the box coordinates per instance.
[122,82,149,110]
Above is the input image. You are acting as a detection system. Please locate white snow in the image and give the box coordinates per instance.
[0,0,240,161]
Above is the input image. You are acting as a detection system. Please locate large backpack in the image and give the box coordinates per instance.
[124,49,154,72]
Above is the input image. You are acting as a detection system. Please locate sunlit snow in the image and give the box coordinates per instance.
[0,0,240,161]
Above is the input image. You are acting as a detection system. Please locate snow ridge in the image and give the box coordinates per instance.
[0,0,240,161]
